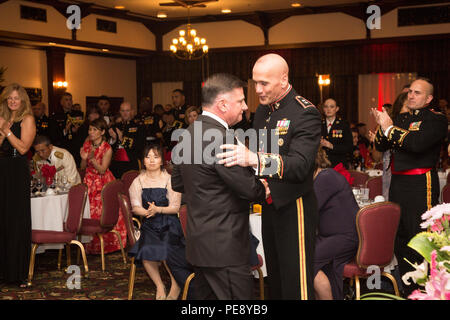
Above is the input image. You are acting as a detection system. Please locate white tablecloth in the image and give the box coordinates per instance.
[249,213,267,278]
[31,193,91,253]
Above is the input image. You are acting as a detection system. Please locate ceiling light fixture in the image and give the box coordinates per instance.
[157,12,167,18]
[291,3,302,7]
[170,6,208,61]
[221,9,231,13]
[114,5,125,9]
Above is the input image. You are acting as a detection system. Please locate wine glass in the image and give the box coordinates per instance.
[30,178,35,197]
[35,178,43,196]
[61,175,68,192]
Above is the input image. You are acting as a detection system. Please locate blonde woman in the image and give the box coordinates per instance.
[0,83,36,287]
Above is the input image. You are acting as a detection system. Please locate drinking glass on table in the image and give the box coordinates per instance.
[30,178,35,196]
[35,178,43,196]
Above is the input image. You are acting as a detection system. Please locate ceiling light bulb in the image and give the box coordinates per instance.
[202,45,208,53]
[221,9,231,13]
[179,30,185,37]
[172,38,178,45]
[291,3,302,7]
[200,38,206,45]
[190,29,196,37]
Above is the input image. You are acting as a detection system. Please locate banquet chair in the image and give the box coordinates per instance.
[118,192,141,300]
[348,170,370,187]
[28,183,89,286]
[178,205,265,300]
[442,184,450,203]
[121,170,140,199]
[343,201,401,300]
[78,180,127,272]
[366,176,382,200]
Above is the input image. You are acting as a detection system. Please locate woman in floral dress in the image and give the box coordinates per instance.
[80,118,127,254]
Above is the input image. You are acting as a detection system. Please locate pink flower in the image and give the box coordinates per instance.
[409,250,450,300]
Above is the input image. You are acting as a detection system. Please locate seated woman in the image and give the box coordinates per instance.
[128,143,184,300]
[80,118,127,254]
[313,147,359,300]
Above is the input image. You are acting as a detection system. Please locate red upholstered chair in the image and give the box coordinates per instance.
[442,184,450,203]
[78,180,127,272]
[348,170,370,187]
[343,201,401,300]
[366,176,382,200]
[178,205,265,300]
[28,183,89,286]
[118,192,142,300]
[121,170,140,199]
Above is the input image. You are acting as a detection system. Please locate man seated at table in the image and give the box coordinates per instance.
[32,135,81,185]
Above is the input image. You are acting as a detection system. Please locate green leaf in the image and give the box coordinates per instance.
[360,292,406,300]
[407,233,439,263]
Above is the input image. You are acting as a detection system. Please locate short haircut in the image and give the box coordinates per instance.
[89,118,108,140]
[33,135,52,146]
[202,73,246,107]
[415,77,434,95]
[173,89,185,96]
[61,92,72,98]
[154,104,164,111]
[98,95,110,101]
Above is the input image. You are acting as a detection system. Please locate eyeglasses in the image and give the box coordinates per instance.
[7,96,21,102]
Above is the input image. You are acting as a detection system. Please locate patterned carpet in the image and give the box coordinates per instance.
[0,249,266,300]
[0,249,169,300]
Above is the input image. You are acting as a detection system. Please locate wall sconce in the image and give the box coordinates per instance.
[53,81,68,88]
[318,74,330,86]
[317,74,330,104]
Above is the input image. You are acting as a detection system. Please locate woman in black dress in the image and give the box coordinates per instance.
[0,83,36,287]
[313,147,359,299]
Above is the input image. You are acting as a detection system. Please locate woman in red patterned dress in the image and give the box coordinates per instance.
[80,118,127,254]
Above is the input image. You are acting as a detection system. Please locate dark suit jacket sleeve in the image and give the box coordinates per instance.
[215,164,266,203]
[258,107,322,183]
[171,164,184,194]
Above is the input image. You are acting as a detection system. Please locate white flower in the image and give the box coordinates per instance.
[440,246,450,253]
[420,203,450,229]
[402,260,428,286]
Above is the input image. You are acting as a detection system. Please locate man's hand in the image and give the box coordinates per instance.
[371,107,393,132]
[217,139,258,168]
[260,179,271,199]
[320,137,333,149]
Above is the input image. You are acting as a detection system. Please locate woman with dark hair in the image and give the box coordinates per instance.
[313,147,359,300]
[128,143,184,300]
[71,105,104,167]
[80,118,127,254]
[0,83,36,287]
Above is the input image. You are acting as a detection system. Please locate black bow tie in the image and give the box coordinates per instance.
[46,159,51,163]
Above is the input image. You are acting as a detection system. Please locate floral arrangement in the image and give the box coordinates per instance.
[40,164,56,186]
[402,203,450,300]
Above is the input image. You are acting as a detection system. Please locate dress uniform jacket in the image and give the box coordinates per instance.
[110,117,146,178]
[33,146,81,185]
[253,85,322,300]
[35,115,60,142]
[50,110,84,145]
[321,117,353,168]
[374,106,447,287]
[137,112,162,143]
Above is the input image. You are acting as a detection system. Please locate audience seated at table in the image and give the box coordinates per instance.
[313,147,359,300]
[128,143,184,300]
[80,118,127,254]
[32,135,81,185]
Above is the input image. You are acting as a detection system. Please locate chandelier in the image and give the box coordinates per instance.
[170,7,208,60]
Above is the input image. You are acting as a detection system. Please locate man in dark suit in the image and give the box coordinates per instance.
[171,73,267,300]
[320,98,353,168]
[217,54,322,299]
